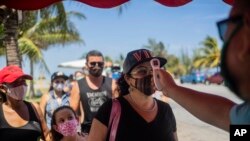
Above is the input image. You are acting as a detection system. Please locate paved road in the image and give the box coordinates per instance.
[169,82,242,141]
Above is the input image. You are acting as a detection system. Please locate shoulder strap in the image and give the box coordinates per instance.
[108,99,121,141]
[24,101,46,140]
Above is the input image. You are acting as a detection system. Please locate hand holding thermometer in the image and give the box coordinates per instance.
[150,58,162,91]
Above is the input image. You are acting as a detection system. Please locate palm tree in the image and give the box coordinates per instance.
[1,7,22,66]
[1,2,85,66]
[193,36,221,69]
[143,38,183,76]
[143,38,167,58]
[0,23,4,54]
[18,11,84,98]
[179,48,192,75]
[0,3,86,98]
[117,53,124,65]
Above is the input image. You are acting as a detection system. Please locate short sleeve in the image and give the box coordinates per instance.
[95,99,113,127]
[230,102,250,124]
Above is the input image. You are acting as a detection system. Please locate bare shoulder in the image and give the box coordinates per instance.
[71,80,80,94]
[31,102,41,111]
[41,92,50,100]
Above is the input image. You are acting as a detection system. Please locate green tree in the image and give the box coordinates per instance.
[18,11,84,98]
[0,3,85,98]
[104,56,113,63]
[143,38,183,76]
[193,36,221,69]
[1,7,22,66]
[179,48,192,75]
[143,38,167,58]
[0,23,4,55]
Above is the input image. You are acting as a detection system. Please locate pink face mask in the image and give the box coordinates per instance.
[57,119,78,136]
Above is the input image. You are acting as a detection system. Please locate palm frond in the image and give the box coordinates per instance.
[18,37,43,62]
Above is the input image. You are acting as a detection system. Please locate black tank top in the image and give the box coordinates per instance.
[0,101,43,141]
[78,77,112,132]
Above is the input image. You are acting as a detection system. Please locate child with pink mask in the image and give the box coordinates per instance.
[51,105,87,141]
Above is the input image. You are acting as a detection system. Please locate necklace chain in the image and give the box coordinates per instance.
[129,94,156,112]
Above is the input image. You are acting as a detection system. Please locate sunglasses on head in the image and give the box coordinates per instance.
[89,62,104,67]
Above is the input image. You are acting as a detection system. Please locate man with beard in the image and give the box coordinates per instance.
[156,0,250,132]
[70,50,117,134]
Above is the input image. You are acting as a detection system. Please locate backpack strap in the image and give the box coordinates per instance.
[108,99,121,141]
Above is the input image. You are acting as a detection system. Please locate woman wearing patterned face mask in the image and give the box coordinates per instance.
[0,65,49,141]
[40,71,70,129]
[88,49,178,141]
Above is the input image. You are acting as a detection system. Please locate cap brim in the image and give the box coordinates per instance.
[155,57,167,68]
[53,75,69,80]
[3,74,33,83]
[22,74,33,80]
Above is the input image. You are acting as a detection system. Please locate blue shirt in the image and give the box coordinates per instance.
[230,102,250,125]
[45,91,70,129]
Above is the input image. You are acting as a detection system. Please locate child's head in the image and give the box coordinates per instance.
[51,106,79,141]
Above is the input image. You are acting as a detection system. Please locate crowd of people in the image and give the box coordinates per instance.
[0,0,249,141]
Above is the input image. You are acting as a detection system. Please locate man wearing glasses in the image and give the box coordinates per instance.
[155,0,250,132]
[70,50,117,134]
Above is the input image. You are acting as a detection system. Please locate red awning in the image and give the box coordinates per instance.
[0,0,234,10]
[0,0,130,10]
[156,0,192,7]
[155,0,234,7]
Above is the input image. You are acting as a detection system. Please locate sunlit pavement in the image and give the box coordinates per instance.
[167,80,242,141]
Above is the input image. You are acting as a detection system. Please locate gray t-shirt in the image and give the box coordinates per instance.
[230,102,250,124]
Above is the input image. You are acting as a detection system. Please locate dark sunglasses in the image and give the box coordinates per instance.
[130,66,152,78]
[89,62,104,67]
[54,80,65,84]
[217,15,243,41]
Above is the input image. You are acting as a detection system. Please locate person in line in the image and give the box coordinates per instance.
[75,70,85,80]
[0,65,49,141]
[156,0,250,132]
[50,105,87,141]
[40,71,70,129]
[70,50,118,134]
[63,71,85,93]
[88,49,178,141]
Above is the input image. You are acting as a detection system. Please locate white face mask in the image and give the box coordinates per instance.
[7,85,27,100]
[53,83,64,91]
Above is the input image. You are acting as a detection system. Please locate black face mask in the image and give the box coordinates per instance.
[89,67,103,77]
[131,75,155,96]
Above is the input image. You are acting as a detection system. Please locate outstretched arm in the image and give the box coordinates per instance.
[156,69,235,131]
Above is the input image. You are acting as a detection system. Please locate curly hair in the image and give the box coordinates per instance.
[116,73,130,96]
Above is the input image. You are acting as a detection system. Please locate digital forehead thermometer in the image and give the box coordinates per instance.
[150,58,162,91]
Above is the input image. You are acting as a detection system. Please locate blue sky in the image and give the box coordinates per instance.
[0,0,231,79]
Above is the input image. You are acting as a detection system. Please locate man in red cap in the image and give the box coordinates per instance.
[0,65,49,141]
